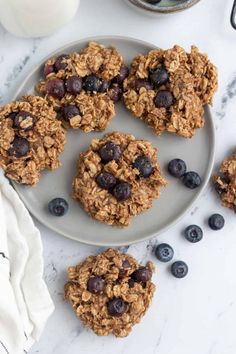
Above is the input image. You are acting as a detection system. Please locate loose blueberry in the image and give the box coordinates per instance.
[61,105,81,122]
[44,64,55,77]
[182,171,201,189]
[13,111,35,130]
[208,214,225,230]
[48,198,69,216]
[168,159,187,178]
[184,225,203,243]
[155,243,174,262]
[113,65,129,85]
[135,79,153,91]
[150,66,169,87]
[133,155,153,178]
[154,90,174,108]
[54,54,69,72]
[99,141,122,163]
[99,80,111,92]
[131,266,152,282]
[46,78,66,99]
[171,261,188,278]
[8,137,30,158]
[107,298,127,317]
[109,85,122,103]
[65,76,83,95]
[96,172,117,190]
[83,75,101,92]
[112,182,131,201]
[87,276,105,294]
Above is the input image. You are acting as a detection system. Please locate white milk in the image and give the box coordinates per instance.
[0,0,80,38]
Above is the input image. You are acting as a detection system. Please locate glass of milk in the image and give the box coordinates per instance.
[0,0,80,38]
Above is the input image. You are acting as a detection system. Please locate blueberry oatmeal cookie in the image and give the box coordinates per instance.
[0,95,66,185]
[64,248,155,337]
[123,45,218,138]
[213,148,236,213]
[36,42,128,132]
[72,131,167,227]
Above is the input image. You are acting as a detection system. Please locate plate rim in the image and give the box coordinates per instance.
[11,35,215,246]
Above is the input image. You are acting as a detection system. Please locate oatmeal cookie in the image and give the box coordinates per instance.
[64,248,155,337]
[213,148,236,213]
[72,131,167,227]
[123,45,217,138]
[0,95,66,185]
[36,42,128,132]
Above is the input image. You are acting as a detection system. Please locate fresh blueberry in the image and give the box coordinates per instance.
[107,298,127,317]
[184,225,203,243]
[208,214,225,230]
[48,198,69,216]
[46,78,66,99]
[99,80,111,92]
[13,111,35,130]
[83,75,101,92]
[96,172,117,190]
[112,182,131,201]
[87,276,105,294]
[171,261,188,278]
[150,66,169,87]
[65,76,83,95]
[168,159,187,178]
[54,54,69,72]
[133,155,154,178]
[109,85,122,103]
[155,243,174,262]
[113,65,129,85]
[8,137,30,158]
[135,79,153,91]
[182,171,201,189]
[131,266,152,282]
[61,105,81,122]
[43,64,55,77]
[99,141,122,163]
[154,90,174,108]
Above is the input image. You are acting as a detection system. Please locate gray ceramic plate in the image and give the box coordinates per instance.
[12,36,215,246]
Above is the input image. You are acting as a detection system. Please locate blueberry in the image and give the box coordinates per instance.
[83,75,101,92]
[168,159,187,178]
[150,66,169,87]
[184,225,203,243]
[8,112,18,120]
[135,79,153,91]
[13,111,35,130]
[61,105,81,122]
[171,261,188,278]
[46,78,66,99]
[154,90,174,108]
[65,76,83,95]
[131,266,152,282]
[133,155,154,178]
[96,172,117,190]
[112,182,131,201]
[99,141,122,163]
[99,80,111,92]
[208,214,225,230]
[119,259,131,277]
[109,85,122,103]
[44,64,55,77]
[155,243,174,262]
[182,171,201,189]
[113,65,129,85]
[54,54,69,72]
[48,198,69,216]
[8,137,30,158]
[87,276,105,294]
[107,298,127,317]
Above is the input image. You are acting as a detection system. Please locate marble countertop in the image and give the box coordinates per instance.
[1,0,236,353]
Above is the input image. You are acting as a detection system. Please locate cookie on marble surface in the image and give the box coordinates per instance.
[0,95,66,185]
[213,148,236,213]
[36,42,127,132]
[64,248,155,337]
[123,45,218,138]
[72,131,167,227]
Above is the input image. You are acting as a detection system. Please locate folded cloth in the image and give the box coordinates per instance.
[0,171,54,354]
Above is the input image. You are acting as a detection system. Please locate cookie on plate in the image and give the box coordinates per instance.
[123,45,218,138]
[0,95,66,185]
[213,148,236,213]
[64,248,155,337]
[72,131,167,227]
[36,42,128,132]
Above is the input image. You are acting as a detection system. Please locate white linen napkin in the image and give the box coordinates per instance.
[0,171,54,354]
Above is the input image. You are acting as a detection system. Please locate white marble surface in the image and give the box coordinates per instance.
[1,0,236,353]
